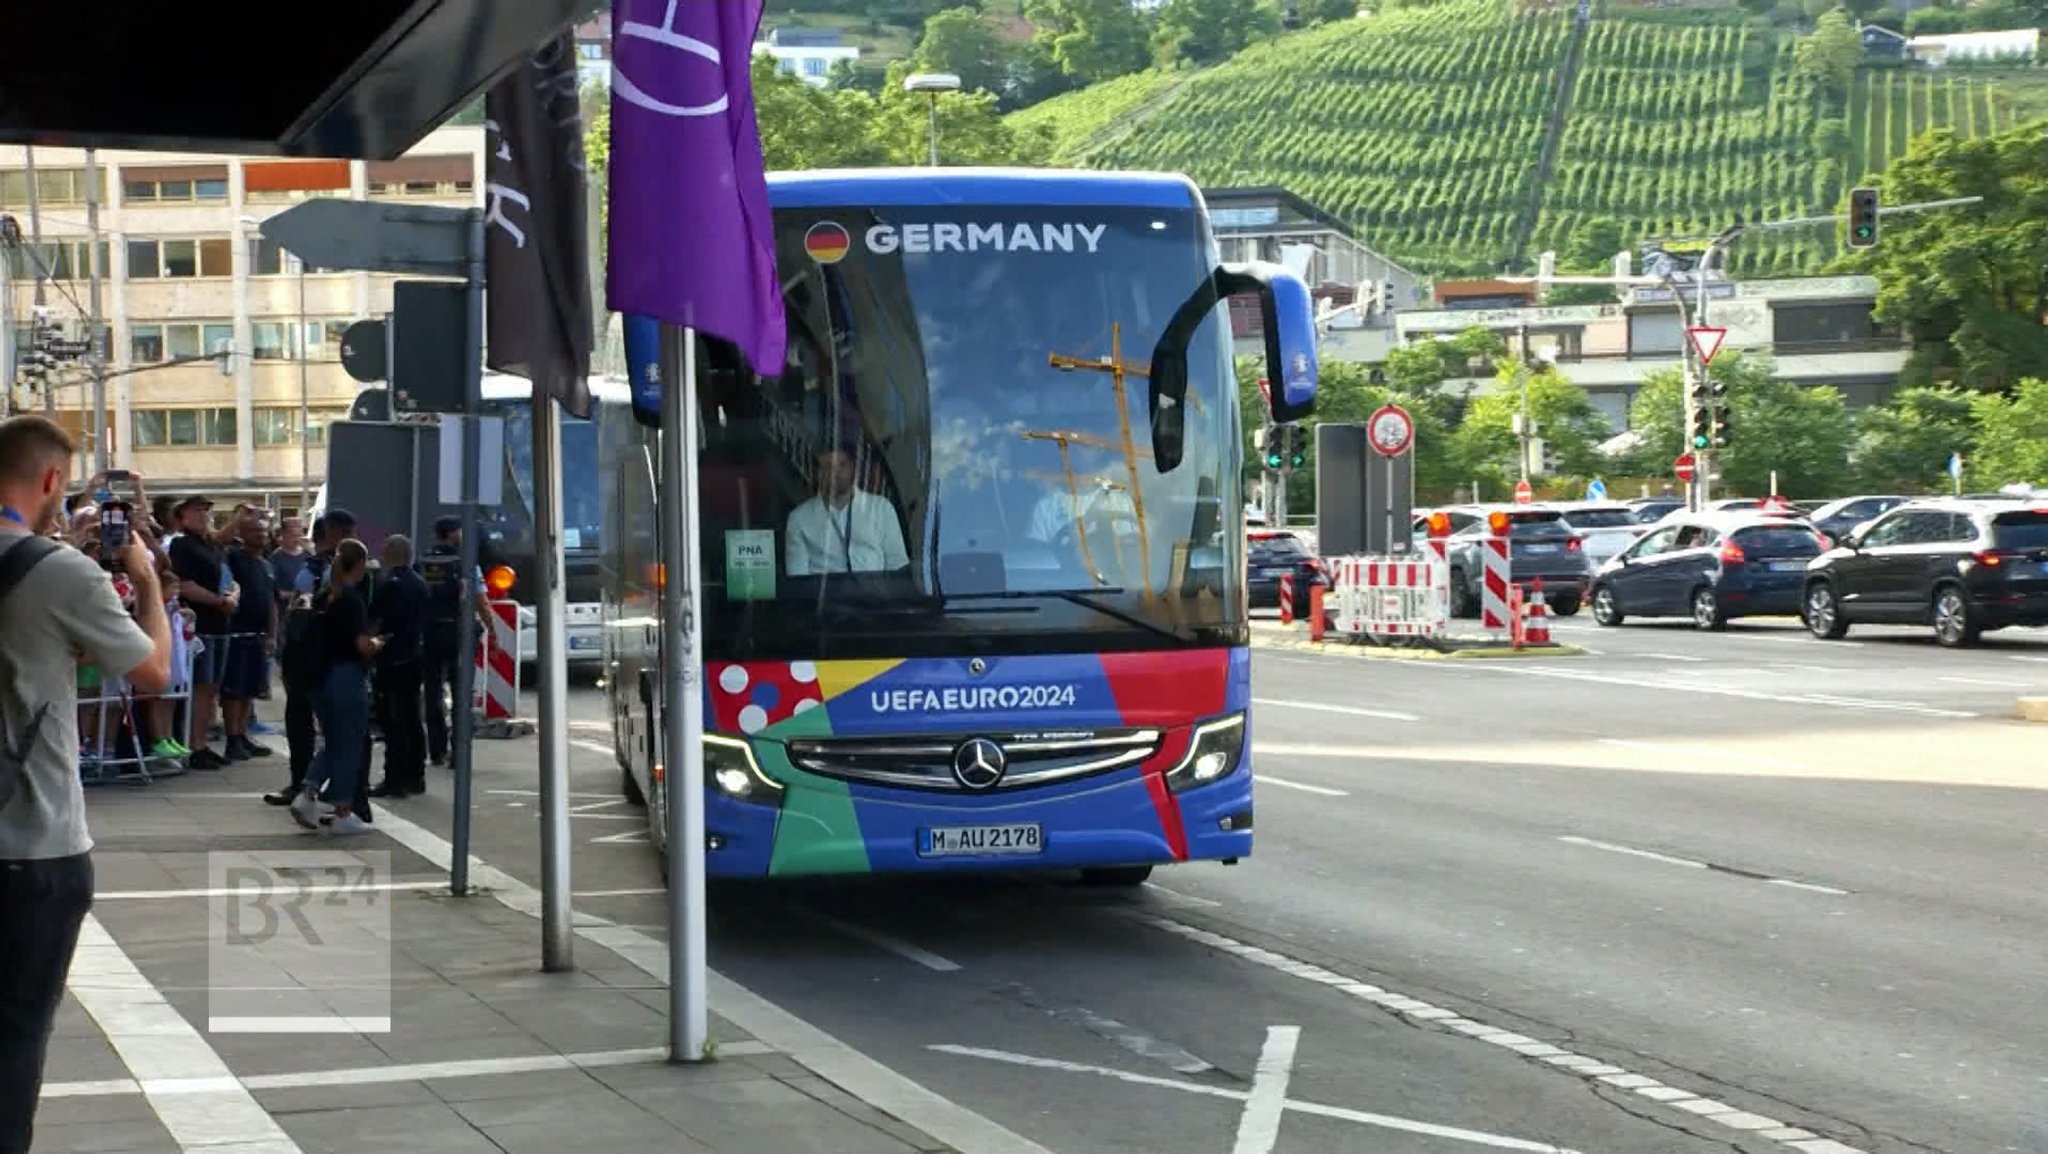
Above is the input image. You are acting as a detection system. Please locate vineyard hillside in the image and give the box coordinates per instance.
[1014,1,2048,275]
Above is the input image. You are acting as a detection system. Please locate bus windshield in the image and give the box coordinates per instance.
[484,399,604,556]
[674,203,1242,661]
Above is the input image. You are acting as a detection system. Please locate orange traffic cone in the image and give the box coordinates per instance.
[1525,578,1552,645]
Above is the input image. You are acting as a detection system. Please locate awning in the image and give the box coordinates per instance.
[0,0,598,159]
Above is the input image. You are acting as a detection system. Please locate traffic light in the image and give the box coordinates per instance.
[1283,424,1307,471]
[1689,403,1713,450]
[1847,187,1880,249]
[1258,426,1283,471]
[1710,406,1732,450]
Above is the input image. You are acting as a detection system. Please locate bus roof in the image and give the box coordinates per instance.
[479,372,631,406]
[766,167,1204,211]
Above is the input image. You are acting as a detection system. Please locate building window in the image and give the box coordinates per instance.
[127,237,233,278]
[0,168,100,207]
[131,407,236,448]
[253,408,296,445]
[802,56,827,77]
[128,321,235,363]
[2,240,111,281]
[366,179,475,198]
[123,178,228,202]
[251,322,291,360]
[306,408,347,445]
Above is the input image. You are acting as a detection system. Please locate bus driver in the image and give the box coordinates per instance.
[785,445,909,577]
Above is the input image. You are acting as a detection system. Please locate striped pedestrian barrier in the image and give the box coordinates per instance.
[1326,549,1450,639]
[473,599,533,738]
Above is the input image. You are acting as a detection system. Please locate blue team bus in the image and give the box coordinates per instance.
[599,168,1318,883]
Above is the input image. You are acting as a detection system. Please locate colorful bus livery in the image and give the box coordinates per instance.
[600,167,1316,883]
[695,648,1251,877]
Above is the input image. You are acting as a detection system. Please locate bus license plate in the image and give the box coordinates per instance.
[919,823,1043,858]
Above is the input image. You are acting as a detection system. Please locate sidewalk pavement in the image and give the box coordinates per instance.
[40,761,958,1154]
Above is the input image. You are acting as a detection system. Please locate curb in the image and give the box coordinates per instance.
[2018,697,2048,723]
[1249,628,1586,661]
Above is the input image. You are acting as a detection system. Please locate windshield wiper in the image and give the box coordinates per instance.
[941,587,1185,643]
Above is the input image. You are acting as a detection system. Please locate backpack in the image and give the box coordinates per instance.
[0,536,61,812]
[280,555,330,686]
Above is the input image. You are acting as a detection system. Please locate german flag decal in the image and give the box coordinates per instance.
[804,221,852,264]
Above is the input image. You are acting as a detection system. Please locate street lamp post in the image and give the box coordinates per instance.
[903,72,961,167]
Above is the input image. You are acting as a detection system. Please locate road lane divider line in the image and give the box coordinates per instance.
[368,810,1056,1154]
[929,1044,1582,1153]
[1640,653,1709,662]
[1255,775,1349,797]
[1936,675,2031,689]
[571,739,617,757]
[1232,1026,1300,1154]
[1556,836,1851,895]
[1142,882,1223,909]
[2012,656,2048,664]
[1437,662,1979,718]
[799,908,963,973]
[1739,635,1864,648]
[1134,916,1858,1153]
[1252,698,1422,722]
[998,983,1216,1075]
[66,915,304,1153]
[1596,739,1811,771]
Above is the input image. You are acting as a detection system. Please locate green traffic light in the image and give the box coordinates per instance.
[1692,434,1709,449]
[1266,453,1283,470]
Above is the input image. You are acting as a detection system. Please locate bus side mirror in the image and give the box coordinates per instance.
[1147,262,1320,474]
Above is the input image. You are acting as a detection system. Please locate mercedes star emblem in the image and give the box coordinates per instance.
[951,737,1007,790]
[968,657,988,676]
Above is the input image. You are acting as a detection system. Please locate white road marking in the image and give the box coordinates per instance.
[1233,1026,1300,1154]
[1557,835,1706,871]
[1252,698,1421,722]
[41,1043,774,1100]
[1937,675,2031,688]
[1137,916,1862,1153]
[1768,663,1840,675]
[1143,882,1223,909]
[1434,661,1978,718]
[486,788,614,799]
[931,1044,1579,1152]
[573,886,668,899]
[1741,634,1862,648]
[1556,836,1850,895]
[1255,775,1348,797]
[802,909,963,973]
[367,809,1056,1154]
[207,1015,392,1034]
[1639,652,1708,662]
[1596,739,1811,771]
[571,739,616,757]
[1001,984,1215,1074]
[589,828,650,844]
[94,879,447,901]
[2011,655,2048,664]
[66,915,304,1152]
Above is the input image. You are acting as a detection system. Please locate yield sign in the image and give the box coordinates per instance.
[1687,326,1727,366]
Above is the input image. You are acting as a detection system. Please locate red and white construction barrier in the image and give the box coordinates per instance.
[1478,536,1512,633]
[472,599,533,737]
[1326,549,1450,639]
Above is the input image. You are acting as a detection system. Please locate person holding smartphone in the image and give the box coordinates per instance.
[288,539,382,836]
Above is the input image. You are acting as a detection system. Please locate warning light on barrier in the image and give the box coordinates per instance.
[1486,510,1510,536]
[1426,511,1452,538]
[486,565,516,597]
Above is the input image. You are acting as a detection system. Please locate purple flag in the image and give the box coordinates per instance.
[607,0,786,378]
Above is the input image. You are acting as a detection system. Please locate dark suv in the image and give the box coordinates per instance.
[1248,530,1325,617]
[1803,499,2048,646]
[1589,514,1828,630]
[1444,507,1591,617]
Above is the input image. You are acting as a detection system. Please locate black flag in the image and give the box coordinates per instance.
[485,33,595,418]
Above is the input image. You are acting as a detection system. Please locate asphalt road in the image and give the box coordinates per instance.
[432,622,2048,1154]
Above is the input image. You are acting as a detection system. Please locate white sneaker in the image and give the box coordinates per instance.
[326,813,373,836]
[288,790,322,831]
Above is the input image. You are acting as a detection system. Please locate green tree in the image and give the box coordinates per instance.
[864,62,1055,166]
[1295,0,1361,23]
[1812,117,1850,159]
[1793,9,1863,100]
[1236,357,1466,507]
[1848,122,2048,394]
[1623,355,1854,497]
[1382,326,1508,393]
[1966,378,2048,490]
[1153,0,1282,67]
[1450,362,1613,486]
[1027,0,1152,84]
[1850,386,1977,492]
[910,7,1013,96]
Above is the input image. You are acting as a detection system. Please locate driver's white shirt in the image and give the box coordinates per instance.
[785,490,909,576]
[1027,487,1133,543]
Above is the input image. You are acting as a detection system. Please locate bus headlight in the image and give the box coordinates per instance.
[1165,712,1246,793]
[707,734,785,806]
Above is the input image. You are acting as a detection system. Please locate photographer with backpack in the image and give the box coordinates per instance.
[0,416,174,1154]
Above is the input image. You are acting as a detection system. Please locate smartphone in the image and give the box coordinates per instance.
[104,469,132,485]
[99,501,132,571]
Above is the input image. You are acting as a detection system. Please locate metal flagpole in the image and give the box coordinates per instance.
[533,386,573,969]
[660,324,708,1062]
[450,209,486,896]
[25,147,51,421]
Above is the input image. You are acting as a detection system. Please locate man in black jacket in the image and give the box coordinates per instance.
[369,536,429,797]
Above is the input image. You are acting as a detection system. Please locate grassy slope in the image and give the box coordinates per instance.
[1014,3,2048,275]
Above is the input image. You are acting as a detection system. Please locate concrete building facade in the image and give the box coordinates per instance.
[0,126,486,514]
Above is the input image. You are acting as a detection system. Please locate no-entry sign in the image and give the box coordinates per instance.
[1674,453,1698,482]
[1513,479,1534,504]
